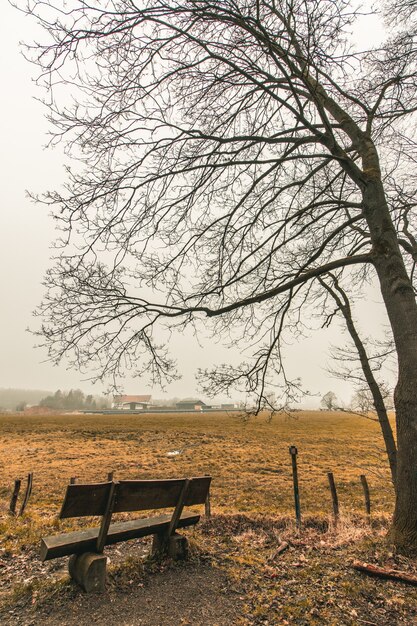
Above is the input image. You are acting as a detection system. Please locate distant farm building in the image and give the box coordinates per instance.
[113,395,152,410]
[176,400,208,411]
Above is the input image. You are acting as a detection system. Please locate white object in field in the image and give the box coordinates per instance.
[166,449,182,456]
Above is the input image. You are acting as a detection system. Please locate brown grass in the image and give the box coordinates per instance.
[2,411,415,625]
[0,410,394,523]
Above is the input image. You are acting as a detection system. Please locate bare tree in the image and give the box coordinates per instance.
[319,274,398,486]
[22,1,417,547]
[320,391,338,411]
[351,386,394,413]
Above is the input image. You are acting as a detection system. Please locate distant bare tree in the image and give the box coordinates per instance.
[351,386,394,413]
[23,1,417,547]
[320,391,338,411]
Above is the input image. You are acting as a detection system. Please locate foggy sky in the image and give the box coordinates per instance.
[0,3,393,407]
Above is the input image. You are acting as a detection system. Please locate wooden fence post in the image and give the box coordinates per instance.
[9,479,21,515]
[205,475,211,518]
[360,474,371,522]
[107,471,114,482]
[327,472,339,525]
[289,446,301,529]
[18,472,33,516]
[70,477,77,485]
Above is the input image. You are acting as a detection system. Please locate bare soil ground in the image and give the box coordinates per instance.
[1,411,416,625]
[2,516,417,625]
[2,559,240,626]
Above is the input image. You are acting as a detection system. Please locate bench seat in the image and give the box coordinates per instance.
[41,511,200,561]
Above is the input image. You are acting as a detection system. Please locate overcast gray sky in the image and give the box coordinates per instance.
[0,2,393,406]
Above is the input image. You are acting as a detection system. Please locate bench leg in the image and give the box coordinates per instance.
[152,532,188,560]
[68,552,107,593]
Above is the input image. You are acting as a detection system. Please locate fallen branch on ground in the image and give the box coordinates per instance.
[352,560,417,586]
[269,541,289,561]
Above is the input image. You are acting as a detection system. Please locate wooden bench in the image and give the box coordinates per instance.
[40,476,211,592]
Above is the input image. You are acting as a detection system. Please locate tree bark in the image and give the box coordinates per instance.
[305,50,417,548]
[362,173,417,549]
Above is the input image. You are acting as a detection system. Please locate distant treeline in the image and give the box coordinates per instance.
[0,388,52,411]
[39,389,110,411]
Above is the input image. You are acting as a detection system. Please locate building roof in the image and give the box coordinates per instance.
[114,395,152,403]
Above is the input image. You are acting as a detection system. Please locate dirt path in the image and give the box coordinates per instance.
[1,562,243,626]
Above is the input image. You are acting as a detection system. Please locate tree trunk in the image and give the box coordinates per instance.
[362,175,417,549]
[322,278,398,486]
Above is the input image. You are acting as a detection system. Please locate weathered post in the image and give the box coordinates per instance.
[327,472,339,525]
[107,471,114,482]
[204,474,211,518]
[289,446,301,529]
[19,472,33,516]
[360,474,371,522]
[9,479,21,515]
[70,477,77,485]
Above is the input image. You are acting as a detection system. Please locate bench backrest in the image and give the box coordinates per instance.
[60,476,211,519]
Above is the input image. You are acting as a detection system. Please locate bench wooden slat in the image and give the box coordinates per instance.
[60,482,113,518]
[114,479,184,512]
[114,476,211,512]
[40,511,200,561]
[185,476,212,506]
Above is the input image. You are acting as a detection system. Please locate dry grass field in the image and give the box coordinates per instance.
[3,410,416,626]
[0,410,394,524]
